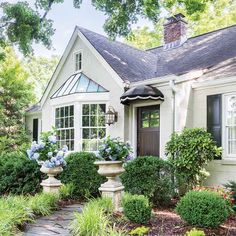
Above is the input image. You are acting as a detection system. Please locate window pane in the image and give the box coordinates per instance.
[87,80,98,92]
[83,104,89,115]
[56,108,59,118]
[60,107,64,117]
[90,140,98,151]
[150,111,159,119]
[90,116,97,127]
[142,111,149,120]
[98,116,105,126]
[150,118,159,127]
[91,128,97,139]
[82,140,89,151]
[82,116,89,126]
[142,120,149,128]
[77,75,89,92]
[90,104,97,115]
[65,106,69,116]
[98,104,106,115]
[98,128,106,139]
[83,128,90,139]
[69,117,74,127]
[70,106,74,116]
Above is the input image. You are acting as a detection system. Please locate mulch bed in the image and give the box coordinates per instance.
[114,208,236,236]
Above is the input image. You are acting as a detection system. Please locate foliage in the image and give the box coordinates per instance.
[70,197,114,236]
[0,193,59,235]
[60,152,105,199]
[120,156,173,206]
[122,193,152,224]
[97,136,133,162]
[130,226,150,236]
[29,192,59,215]
[0,151,44,195]
[185,228,205,236]
[166,128,221,193]
[22,55,60,99]
[0,47,35,152]
[127,0,236,49]
[224,181,236,211]
[176,190,230,228]
[193,186,234,207]
[0,0,214,55]
[27,131,68,168]
[59,183,76,200]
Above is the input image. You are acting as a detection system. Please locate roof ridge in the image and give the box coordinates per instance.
[146,23,236,52]
[76,26,154,55]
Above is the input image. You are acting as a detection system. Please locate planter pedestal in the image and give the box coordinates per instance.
[95,161,124,212]
[40,166,63,193]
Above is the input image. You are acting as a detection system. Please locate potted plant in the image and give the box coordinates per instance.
[95,136,133,188]
[27,131,67,193]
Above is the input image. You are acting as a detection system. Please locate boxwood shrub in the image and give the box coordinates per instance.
[0,151,44,195]
[120,156,173,206]
[60,152,105,199]
[176,190,230,228]
[122,193,152,224]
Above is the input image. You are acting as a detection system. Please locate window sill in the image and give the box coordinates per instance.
[221,159,236,165]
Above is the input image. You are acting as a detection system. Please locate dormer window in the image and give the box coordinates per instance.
[75,51,82,71]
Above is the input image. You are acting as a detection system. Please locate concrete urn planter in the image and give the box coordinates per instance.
[95,161,125,211]
[40,166,63,193]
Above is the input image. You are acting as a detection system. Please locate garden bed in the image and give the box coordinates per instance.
[114,207,236,236]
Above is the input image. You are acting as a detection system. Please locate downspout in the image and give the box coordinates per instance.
[169,79,177,133]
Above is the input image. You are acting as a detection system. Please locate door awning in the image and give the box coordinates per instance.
[120,85,164,105]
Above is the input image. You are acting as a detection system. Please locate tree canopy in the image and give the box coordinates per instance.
[126,0,236,49]
[22,55,60,100]
[0,0,214,55]
[0,47,35,151]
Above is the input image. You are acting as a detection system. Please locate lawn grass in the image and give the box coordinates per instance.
[0,193,60,235]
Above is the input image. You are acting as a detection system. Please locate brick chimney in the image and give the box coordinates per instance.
[163,13,187,50]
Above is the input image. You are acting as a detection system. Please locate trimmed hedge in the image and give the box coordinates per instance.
[60,152,105,199]
[121,156,173,206]
[176,190,230,228]
[0,151,44,195]
[122,193,152,224]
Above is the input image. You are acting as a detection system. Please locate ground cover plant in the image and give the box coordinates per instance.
[121,156,173,206]
[70,197,124,236]
[0,193,60,235]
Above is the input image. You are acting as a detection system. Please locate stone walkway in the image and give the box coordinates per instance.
[24,204,83,236]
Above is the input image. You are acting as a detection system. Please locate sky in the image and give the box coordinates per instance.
[26,1,154,57]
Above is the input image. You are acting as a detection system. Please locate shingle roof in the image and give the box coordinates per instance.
[78,27,158,83]
[78,24,236,82]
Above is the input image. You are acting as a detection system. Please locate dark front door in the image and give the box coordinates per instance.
[137,105,160,156]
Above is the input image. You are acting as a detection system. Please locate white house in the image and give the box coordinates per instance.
[26,14,236,186]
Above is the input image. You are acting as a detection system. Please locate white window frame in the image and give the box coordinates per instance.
[80,102,107,152]
[223,92,236,159]
[73,50,83,72]
[54,104,75,151]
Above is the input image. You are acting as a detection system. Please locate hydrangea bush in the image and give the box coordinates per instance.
[97,136,133,162]
[27,131,67,168]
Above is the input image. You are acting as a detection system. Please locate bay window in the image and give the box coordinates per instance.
[55,105,74,150]
[82,104,106,151]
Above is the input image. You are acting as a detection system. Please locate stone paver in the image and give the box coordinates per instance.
[24,204,83,236]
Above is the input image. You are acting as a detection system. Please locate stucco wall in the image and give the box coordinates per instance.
[41,34,125,151]
[193,78,236,186]
[25,113,42,141]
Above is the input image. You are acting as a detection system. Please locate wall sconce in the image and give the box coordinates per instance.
[105,106,118,126]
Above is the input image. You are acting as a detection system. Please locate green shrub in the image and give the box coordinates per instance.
[166,128,221,193]
[120,156,173,206]
[0,151,44,195]
[70,197,112,236]
[176,190,230,228]
[122,193,151,224]
[185,228,205,236]
[60,152,105,199]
